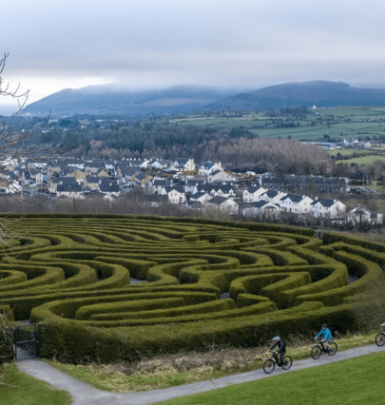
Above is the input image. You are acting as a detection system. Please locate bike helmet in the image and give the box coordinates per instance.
[272,336,280,341]
[322,324,327,328]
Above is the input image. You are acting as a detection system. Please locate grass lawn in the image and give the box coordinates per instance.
[167,107,385,142]
[156,351,385,405]
[327,149,373,156]
[343,155,385,164]
[45,332,378,393]
[0,363,71,405]
[320,107,385,116]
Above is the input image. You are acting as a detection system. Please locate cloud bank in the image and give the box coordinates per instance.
[1,0,385,104]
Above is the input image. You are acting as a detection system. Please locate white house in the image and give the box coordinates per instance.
[252,201,281,219]
[198,161,223,175]
[36,173,49,185]
[56,182,83,198]
[310,198,346,219]
[184,179,206,194]
[162,186,186,203]
[171,158,195,172]
[190,192,213,205]
[347,205,383,225]
[208,170,234,184]
[99,180,121,197]
[279,194,313,214]
[259,190,287,205]
[203,185,236,199]
[149,178,172,194]
[49,177,79,193]
[243,186,267,203]
[207,196,239,215]
[139,159,151,169]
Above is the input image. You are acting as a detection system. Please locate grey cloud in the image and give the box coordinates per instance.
[2,0,385,102]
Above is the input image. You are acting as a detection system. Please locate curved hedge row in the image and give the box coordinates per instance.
[0,215,383,363]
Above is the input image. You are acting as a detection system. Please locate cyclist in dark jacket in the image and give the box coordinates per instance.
[270,336,286,366]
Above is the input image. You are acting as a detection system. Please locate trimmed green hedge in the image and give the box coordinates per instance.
[90,299,234,321]
[36,301,360,363]
[295,252,384,306]
[2,215,383,364]
[77,297,185,320]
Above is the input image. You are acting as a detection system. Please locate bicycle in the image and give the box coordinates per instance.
[263,351,293,374]
[311,338,338,359]
[375,328,385,347]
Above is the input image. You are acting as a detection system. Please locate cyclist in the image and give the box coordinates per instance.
[269,336,286,366]
[316,324,333,351]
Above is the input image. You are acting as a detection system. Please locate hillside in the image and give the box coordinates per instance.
[205,80,385,111]
[22,85,239,117]
[23,81,385,117]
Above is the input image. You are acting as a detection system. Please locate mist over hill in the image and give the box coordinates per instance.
[22,80,385,117]
[22,85,241,117]
[204,81,385,111]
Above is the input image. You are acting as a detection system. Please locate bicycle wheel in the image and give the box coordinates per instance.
[282,356,292,370]
[328,342,338,356]
[263,359,275,374]
[311,345,322,359]
[375,333,385,347]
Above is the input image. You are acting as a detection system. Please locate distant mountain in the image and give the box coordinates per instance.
[22,85,241,117]
[23,80,385,117]
[204,81,385,111]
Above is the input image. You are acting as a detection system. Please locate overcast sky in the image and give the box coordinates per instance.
[1,0,385,111]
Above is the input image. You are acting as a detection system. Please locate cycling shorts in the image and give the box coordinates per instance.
[325,338,332,344]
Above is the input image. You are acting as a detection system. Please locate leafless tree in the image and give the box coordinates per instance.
[0,53,62,245]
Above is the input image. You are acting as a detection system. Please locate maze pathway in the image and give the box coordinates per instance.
[17,344,385,405]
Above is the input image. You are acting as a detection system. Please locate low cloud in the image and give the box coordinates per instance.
[2,0,385,102]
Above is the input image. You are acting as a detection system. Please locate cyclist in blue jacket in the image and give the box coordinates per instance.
[316,324,333,351]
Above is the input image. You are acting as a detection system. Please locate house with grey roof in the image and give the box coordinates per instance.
[347,205,383,225]
[49,177,78,193]
[279,194,313,214]
[56,182,83,198]
[200,184,236,199]
[310,198,346,219]
[190,192,213,205]
[198,161,223,175]
[260,190,287,204]
[170,158,195,172]
[243,200,280,219]
[243,186,267,203]
[99,179,120,197]
[206,196,239,215]
[208,170,234,184]
[161,185,186,204]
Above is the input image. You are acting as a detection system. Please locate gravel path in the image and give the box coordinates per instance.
[17,343,385,405]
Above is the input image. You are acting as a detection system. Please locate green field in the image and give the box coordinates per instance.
[157,351,385,405]
[0,364,71,405]
[167,107,385,142]
[342,155,385,165]
[317,107,385,116]
[327,149,374,156]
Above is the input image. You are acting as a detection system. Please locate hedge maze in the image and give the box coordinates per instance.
[0,215,384,363]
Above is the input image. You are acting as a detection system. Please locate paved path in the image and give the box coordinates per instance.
[17,343,385,405]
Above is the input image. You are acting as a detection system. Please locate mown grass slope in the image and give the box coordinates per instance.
[0,363,71,405]
[156,351,385,405]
